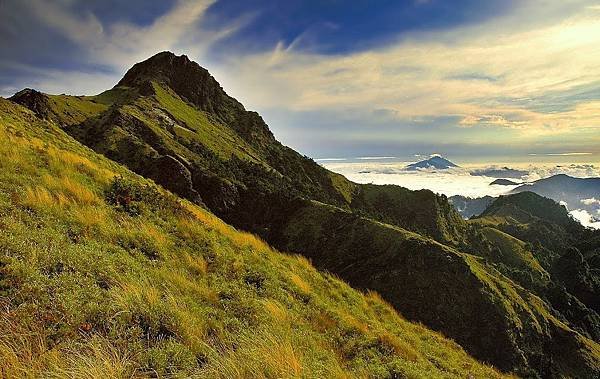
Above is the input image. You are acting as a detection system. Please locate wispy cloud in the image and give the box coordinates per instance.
[528,152,593,156]
[2,0,600,158]
[2,0,246,95]
[570,209,600,229]
[215,0,600,142]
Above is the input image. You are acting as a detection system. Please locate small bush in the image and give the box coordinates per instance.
[105,176,188,217]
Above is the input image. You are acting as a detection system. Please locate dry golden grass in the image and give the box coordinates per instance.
[46,146,114,184]
[71,206,110,238]
[339,311,369,334]
[158,268,217,304]
[294,254,313,269]
[22,186,70,209]
[1,308,137,379]
[42,175,101,205]
[263,299,288,322]
[0,314,49,378]
[289,273,311,295]
[261,334,303,377]
[201,331,304,378]
[184,253,208,276]
[377,331,421,362]
[182,202,272,253]
[46,337,138,379]
[138,224,170,251]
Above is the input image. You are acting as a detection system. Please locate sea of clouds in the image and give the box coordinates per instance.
[320,159,600,229]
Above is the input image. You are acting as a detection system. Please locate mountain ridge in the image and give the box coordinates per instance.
[8,51,600,377]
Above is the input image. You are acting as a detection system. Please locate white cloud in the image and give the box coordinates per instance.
[522,164,600,182]
[321,161,515,197]
[570,209,600,229]
[15,0,246,94]
[581,198,600,206]
[214,0,600,140]
[321,161,600,198]
[9,0,600,155]
[529,153,593,156]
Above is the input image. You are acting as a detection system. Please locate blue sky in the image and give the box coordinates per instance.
[1,0,600,161]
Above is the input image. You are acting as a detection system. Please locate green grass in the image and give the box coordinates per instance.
[46,94,108,126]
[0,98,510,378]
[479,227,550,285]
[276,199,600,376]
[149,83,264,162]
[90,86,139,106]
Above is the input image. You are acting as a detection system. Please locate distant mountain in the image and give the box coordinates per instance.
[470,166,528,178]
[449,195,495,218]
[405,155,458,170]
[490,178,520,186]
[511,174,600,213]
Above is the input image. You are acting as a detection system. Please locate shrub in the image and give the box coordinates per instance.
[105,176,188,217]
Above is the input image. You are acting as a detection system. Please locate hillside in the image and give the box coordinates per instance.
[9,51,600,377]
[472,192,600,337]
[511,174,600,213]
[0,98,513,377]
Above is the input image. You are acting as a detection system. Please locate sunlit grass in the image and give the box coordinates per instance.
[0,98,510,378]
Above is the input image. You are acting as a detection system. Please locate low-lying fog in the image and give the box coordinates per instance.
[320,158,600,229]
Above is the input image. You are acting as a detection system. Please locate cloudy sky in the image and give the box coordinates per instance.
[1,0,600,161]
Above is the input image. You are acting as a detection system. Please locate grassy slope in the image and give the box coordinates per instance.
[351,184,468,246]
[275,199,600,377]
[44,87,141,127]
[16,80,600,377]
[45,95,108,126]
[52,83,264,166]
[478,226,550,287]
[149,83,264,163]
[0,98,509,378]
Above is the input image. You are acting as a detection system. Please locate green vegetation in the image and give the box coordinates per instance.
[274,199,600,377]
[478,227,550,287]
[7,51,600,378]
[46,94,108,126]
[149,83,263,162]
[0,98,510,377]
[350,184,468,246]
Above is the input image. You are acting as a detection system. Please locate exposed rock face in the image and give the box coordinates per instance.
[143,155,201,204]
[9,88,51,119]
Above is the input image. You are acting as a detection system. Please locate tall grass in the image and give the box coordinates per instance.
[0,98,510,378]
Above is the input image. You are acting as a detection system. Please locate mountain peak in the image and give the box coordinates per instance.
[117,51,204,88]
[9,88,51,119]
[117,51,243,119]
[406,155,458,170]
